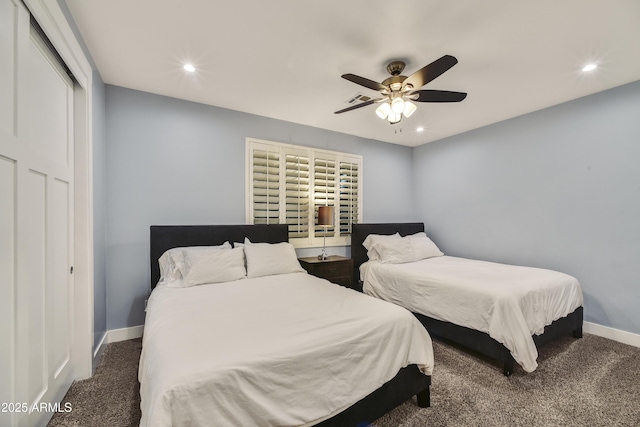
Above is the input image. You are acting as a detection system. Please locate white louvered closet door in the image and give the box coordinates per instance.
[0,1,76,426]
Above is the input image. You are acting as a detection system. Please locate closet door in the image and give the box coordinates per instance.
[0,1,76,426]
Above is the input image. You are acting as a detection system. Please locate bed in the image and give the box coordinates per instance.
[352,223,584,376]
[140,224,434,426]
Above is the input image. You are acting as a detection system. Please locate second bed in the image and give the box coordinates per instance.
[352,222,584,375]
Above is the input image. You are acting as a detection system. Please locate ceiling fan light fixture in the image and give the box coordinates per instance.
[391,97,406,114]
[403,101,417,118]
[375,102,391,119]
[387,111,402,124]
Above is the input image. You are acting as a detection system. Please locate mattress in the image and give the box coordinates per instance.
[139,272,434,426]
[361,256,583,372]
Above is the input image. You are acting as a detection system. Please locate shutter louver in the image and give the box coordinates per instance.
[252,149,280,225]
[339,161,359,236]
[285,153,310,238]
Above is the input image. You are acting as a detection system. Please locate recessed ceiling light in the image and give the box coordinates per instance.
[581,63,597,72]
[416,127,424,132]
[183,64,196,72]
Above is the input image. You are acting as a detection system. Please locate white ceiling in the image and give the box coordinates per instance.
[65,0,640,147]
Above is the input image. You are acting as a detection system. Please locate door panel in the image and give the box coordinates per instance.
[50,178,72,377]
[27,29,70,168]
[25,170,47,406]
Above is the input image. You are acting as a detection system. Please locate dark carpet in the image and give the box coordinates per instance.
[48,339,142,427]
[49,334,640,426]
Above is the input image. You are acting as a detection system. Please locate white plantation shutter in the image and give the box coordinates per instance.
[285,151,310,238]
[252,148,280,225]
[246,138,362,247]
[313,157,335,238]
[339,160,359,236]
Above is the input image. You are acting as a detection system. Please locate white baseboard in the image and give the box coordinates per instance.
[104,325,144,344]
[584,322,640,348]
[93,323,637,357]
[89,326,143,374]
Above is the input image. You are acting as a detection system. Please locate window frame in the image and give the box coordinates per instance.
[246,137,363,248]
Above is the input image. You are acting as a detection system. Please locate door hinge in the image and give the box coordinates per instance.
[70,266,74,274]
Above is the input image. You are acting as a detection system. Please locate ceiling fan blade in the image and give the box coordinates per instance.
[341,74,387,91]
[411,90,467,103]
[403,55,458,90]
[334,99,381,114]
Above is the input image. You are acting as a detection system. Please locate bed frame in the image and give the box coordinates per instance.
[351,222,584,376]
[149,224,431,426]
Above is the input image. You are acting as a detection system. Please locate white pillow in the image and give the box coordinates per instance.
[158,250,179,286]
[179,246,246,287]
[171,242,232,275]
[362,233,401,261]
[243,240,305,278]
[406,232,443,261]
[374,237,414,264]
[157,242,231,286]
[365,232,444,264]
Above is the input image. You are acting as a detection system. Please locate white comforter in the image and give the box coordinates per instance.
[361,256,583,373]
[139,272,434,427]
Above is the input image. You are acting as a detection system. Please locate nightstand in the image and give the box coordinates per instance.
[298,255,355,290]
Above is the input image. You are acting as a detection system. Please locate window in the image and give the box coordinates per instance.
[246,138,362,248]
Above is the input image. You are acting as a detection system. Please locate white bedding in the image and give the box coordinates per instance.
[139,272,434,427]
[361,256,583,372]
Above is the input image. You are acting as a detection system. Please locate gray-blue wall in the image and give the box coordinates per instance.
[105,85,416,330]
[104,79,640,335]
[413,80,640,335]
[92,71,107,349]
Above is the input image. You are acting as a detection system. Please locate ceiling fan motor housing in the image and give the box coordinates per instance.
[386,60,406,76]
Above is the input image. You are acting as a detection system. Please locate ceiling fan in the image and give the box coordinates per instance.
[335,55,467,124]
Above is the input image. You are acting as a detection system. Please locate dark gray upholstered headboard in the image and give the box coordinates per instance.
[351,223,425,284]
[150,224,289,289]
